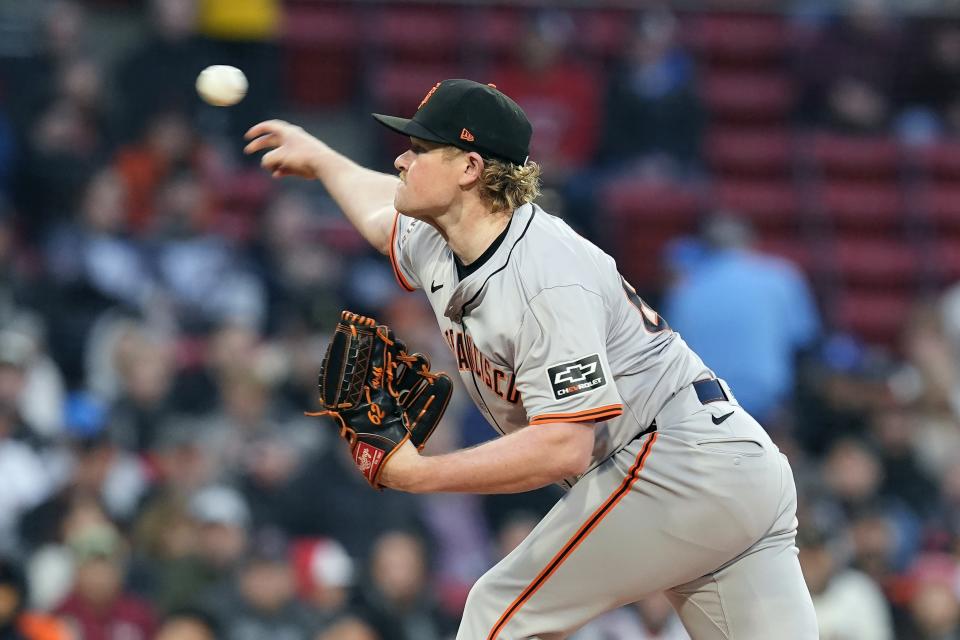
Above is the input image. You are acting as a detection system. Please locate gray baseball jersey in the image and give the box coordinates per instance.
[391,203,711,477]
[389,203,818,639]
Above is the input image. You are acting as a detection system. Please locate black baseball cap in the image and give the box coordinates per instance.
[373,79,532,166]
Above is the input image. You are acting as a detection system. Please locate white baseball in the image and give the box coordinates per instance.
[196,65,248,107]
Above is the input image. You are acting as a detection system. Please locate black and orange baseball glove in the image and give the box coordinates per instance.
[308,311,453,488]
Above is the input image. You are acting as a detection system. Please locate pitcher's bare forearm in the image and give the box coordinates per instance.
[245,120,398,254]
[310,149,398,254]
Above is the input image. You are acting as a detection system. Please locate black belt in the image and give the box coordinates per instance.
[639,379,730,437]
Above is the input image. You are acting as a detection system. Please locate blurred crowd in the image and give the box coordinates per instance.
[1,1,960,639]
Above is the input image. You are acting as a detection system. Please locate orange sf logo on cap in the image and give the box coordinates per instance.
[418,82,441,110]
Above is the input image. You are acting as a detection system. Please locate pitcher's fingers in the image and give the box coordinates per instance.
[244,134,280,155]
[244,119,289,140]
[261,148,283,171]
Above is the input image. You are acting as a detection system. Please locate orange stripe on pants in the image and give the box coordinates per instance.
[486,432,658,640]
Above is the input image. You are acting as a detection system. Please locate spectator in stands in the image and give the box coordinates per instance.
[596,7,704,175]
[315,617,382,640]
[292,537,358,635]
[0,328,63,444]
[897,20,960,140]
[0,557,71,640]
[55,523,157,640]
[0,401,54,555]
[208,528,313,640]
[155,608,220,640]
[491,11,602,181]
[107,328,177,453]
[253,191,344,334]
[150,171,265,333]
[899,554,960,639]
[280,441,426,560]
[870,408,941,519]
[44,169,153,337]
[16,100,99,238]
[359,531,454,640]
[115,0,211,140]
[794,0,907,133]
[2,0,89,132]
[797,523,895,639]
[19,394,148,549]
[143,484,251,611]
[663,214,821,427]
[113,109,222,235]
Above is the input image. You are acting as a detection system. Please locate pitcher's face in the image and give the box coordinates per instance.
[393,138,465,220]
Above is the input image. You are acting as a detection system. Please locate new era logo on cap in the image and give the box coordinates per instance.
[372,79,532,166]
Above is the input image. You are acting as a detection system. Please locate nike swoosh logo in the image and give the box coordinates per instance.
[712,411,734,425]
[430,281,443,293]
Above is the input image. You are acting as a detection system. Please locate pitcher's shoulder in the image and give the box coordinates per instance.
[515,209,614,283]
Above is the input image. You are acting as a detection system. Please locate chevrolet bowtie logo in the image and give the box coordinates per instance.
[553,362,598,385]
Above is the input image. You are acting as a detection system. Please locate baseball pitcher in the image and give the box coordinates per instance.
[245,79,818,639]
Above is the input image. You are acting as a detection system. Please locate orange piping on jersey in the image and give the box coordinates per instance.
[389,212,416,292]
[529,404,623,425]
[486,432,658,640]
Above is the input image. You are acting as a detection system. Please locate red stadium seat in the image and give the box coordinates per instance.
[602,178,702,288]
[930,239,960,283]
[687,14,788,68]
[835,289,912,346]
[578,9,634,59]
[919,184,960,231]
[818,181,904,228]
[283,5,358,47]
[366,6,463,60]
[602,179,702,227]
[829,239,921,286]
[368,62,463,112]
[807,133,901,180]
[281,5,361,107]
[912,141,960,180]
[712,178,801,229]
[705,128,793,177]
[756,237,815,272]
[702,72,793,123]
[462,7,527,60]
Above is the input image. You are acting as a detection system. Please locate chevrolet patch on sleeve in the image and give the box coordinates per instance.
[547,354,606,400]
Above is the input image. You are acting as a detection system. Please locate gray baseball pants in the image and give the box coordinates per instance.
[458,381,818,639]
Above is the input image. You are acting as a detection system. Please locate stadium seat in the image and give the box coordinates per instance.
[807,133,901,180]
[578,9,634,60]
[835,289,912,346]
[281,5,360,107]
[602,179,702,228]
[817,181,904,229]
[462,7,527,61]
[601,178,702,288]
[705,128,793,177]
[919,184,960,232]
[687,14,788,68]
[368,62,464,112]
[756,237,815,272]
[701,72,793,123]
[828,238,921,286]
[930,239,960,283]
[712,178,801,230]
[365,6,463,60]
[912,141,960,180]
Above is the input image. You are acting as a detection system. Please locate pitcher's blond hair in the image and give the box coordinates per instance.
[443,146,541,212]
[478,158,542,213]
